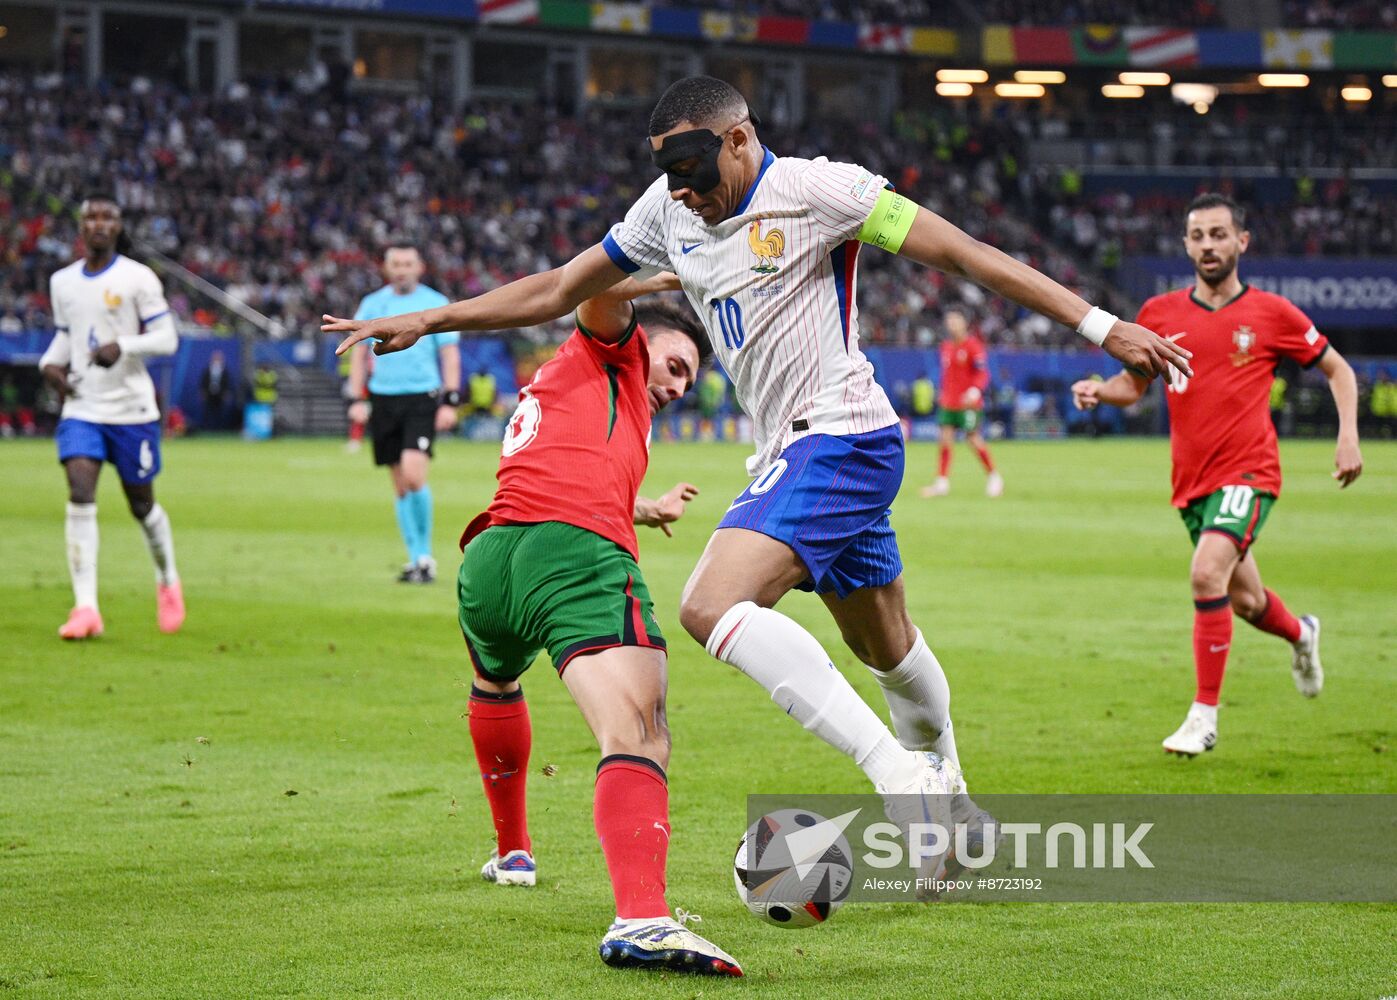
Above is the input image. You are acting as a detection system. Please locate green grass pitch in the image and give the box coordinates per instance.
[1,436,1393,999]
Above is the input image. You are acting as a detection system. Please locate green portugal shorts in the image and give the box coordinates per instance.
[456,521,666,682]
[938,408,979,432]
[1180,484,1276,553]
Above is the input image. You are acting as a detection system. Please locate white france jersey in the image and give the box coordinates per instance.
[41,255,177,425]
[604,149,899,474]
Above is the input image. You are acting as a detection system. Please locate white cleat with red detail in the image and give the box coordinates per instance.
[480,849,536,886]
[1291,615,1323,698]
[598,917,742,977]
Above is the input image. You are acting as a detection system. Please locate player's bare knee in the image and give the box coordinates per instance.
[1231,590,1265,622]
[125,494,154,521]
[678,590,722,646]
[1190,564,1230,597]
[599,702,670,768]
[838,628,873,666]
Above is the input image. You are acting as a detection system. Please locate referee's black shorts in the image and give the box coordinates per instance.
[369,392,438,466]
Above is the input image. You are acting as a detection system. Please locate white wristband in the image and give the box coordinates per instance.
[1076,306,1118,347]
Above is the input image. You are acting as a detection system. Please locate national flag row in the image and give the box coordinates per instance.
[984,25,1397,70]
[258,0,1397,70]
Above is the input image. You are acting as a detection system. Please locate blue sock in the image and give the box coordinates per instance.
[394,494,419,563]
[408,485,433,562]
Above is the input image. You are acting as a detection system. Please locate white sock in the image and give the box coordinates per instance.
[65,502,99,609]
[140,503,179,586]
[707,601,916,788]
[1191,701,1218,727]
[868,629,960,768]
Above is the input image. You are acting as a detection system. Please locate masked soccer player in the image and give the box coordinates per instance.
[40,194,184,639]
[1072,193,1363,756]
[345,244,461,583]
[451,275,738,975]
[325,77,1191,880]
[921,308,1002,498]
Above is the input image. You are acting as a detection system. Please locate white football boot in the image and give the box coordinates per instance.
[878,751,961,885]
[985,471,1004,498]
[924,773,1003,899]
[919,476,951,499]
[1162,706,1218,757]
[1291,615,1323,698]
[598,917,743,976]
[480,849,536,886]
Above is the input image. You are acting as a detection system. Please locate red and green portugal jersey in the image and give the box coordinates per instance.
[1136,285,1328,508]
[463,322,653,560]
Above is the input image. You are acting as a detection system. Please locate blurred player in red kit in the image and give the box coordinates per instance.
[921,308,1002,498]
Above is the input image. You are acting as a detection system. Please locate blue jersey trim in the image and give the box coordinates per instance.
[139,310,169,327]
[601,234,641,274]
[733,148,776,217]
[81,254,122,278]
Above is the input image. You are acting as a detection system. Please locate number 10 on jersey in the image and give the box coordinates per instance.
[711,298,745,351]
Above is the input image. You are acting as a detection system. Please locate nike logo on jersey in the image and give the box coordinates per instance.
[1166,332,1188,342]
[725,498,758,512]
[681,242,702,254]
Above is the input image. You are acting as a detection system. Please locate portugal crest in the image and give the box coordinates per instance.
[1230,325,1258,367]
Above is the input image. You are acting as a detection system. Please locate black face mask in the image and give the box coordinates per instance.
[650,112,758,196]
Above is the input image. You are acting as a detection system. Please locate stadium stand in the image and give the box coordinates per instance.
[1282,0,1397,28]
[1,74,1112,349]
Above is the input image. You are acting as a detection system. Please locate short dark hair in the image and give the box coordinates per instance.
[383,242,421,258]
[636,301,713,368]
[649,76,748,136]
[1186,192,1246,231]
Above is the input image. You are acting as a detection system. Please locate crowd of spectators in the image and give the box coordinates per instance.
[1047,181,1397,268]
[1,72,1111,348]
[1283,0,1397,29]
[2,71,1390,354]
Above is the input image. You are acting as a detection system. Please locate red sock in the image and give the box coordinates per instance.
[349,419,365,443]
[938,444,952,477]
[974,442,995,472]
[1193,595,1233,706]
[469,685,531,855]
[1250,588,1302,643]
[594,756,669,920]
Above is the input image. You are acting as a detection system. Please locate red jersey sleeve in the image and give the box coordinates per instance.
[1269,296,1328,368]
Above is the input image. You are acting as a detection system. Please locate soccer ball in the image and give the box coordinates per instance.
[732,808,854,928]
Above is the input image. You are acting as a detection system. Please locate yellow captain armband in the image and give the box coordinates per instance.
[856,188,918,254]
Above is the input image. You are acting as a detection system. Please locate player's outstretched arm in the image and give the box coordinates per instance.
[890,205,1192,383]
[576,271,682,343]
[1316,347,1363,487]
[634,482,699,538]
[1071,372,1149,411]
[326,245,628,357]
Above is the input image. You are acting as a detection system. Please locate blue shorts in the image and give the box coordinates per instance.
[57,418,162,484]
[717,425,904,599]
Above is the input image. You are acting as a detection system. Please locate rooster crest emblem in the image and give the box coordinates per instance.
[748,220,785,274]
[103,289,123,309]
